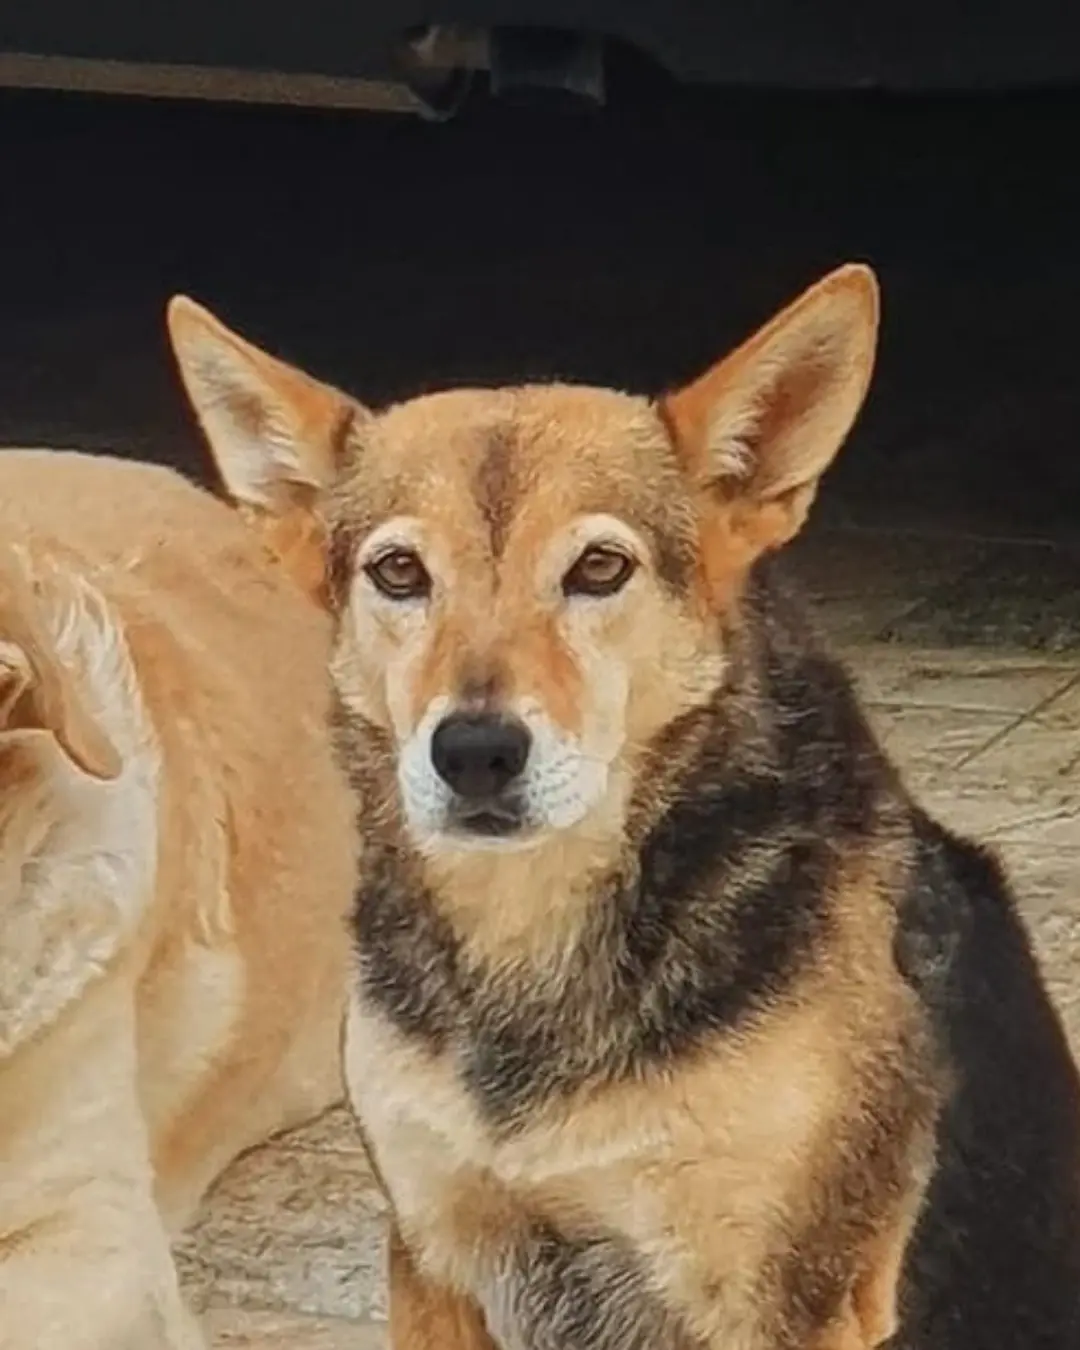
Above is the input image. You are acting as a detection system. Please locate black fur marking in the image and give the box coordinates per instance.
[487,1218,701,1350]
[351,846,460,1050]
[646,524,696,595]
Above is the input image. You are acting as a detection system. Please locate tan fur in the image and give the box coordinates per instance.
[0,450,356,1349]
[170,267,932,1350]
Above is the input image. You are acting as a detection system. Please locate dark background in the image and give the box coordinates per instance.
[2,77,1080,538]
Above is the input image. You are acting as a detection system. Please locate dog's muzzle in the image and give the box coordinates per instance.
[430,711,532,836]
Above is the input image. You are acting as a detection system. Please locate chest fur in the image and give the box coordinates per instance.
[345,988,853,1348]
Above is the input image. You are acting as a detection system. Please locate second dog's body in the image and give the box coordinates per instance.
[0,450,356,1349]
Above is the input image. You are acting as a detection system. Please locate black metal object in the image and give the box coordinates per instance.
[488,26,604,105]
[2,0,1080,102]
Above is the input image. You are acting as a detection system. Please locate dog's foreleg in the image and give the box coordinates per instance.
[812,1197,920,1350]
[0,1205,205,1350]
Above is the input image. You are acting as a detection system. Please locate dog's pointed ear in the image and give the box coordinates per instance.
[166,296,360,512]
[0,633,121,781]
[660,264,879,561]
[167,296,365,600]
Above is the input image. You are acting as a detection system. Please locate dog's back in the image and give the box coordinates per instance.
[896,814,1080,1347]
[723,563,1080,1345]
[0,447,356,1212]
[0,449,355,1347]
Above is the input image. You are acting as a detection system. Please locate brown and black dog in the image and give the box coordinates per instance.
[169,265,1080,1350]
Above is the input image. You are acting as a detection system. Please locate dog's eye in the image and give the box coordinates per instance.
[364,548,431,600]
[562,546,636,598]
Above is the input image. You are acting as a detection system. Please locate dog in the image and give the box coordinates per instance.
[0,448,356,1349]
[168,264,1080,1350]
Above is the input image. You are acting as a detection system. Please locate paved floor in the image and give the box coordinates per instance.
[170,521,1080,1348]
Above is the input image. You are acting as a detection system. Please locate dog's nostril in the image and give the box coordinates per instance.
[430,713,531,799]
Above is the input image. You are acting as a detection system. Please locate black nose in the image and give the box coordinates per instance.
[430,713,531,799]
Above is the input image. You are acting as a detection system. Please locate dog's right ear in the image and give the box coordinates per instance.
[167,298,367,600]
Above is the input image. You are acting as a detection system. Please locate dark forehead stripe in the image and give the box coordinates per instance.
[473,426,520,559]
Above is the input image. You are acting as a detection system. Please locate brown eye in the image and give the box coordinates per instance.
[364,548,431,600]
[562,546,636,598]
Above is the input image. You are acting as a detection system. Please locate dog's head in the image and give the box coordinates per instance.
[168,266,877,856]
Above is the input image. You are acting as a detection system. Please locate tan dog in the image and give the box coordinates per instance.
[0,449,356,1349]
[169,269,1080,1350]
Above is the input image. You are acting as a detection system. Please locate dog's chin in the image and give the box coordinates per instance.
[440,826,543,854]
[406,802,559,856]
[406,821,539,857]
[411,802,615,857]
[438,800,542,852]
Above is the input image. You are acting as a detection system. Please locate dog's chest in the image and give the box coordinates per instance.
[345,849,853,1347]
[345,987,831,1350]
[344,991,650,1198]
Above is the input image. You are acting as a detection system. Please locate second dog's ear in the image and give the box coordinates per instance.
[166,296,362,513]
[661,263,879,563]
[167,297,366,601]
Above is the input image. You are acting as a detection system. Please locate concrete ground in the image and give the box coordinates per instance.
[2,76,1080,1349]
[172,521,1080,1348]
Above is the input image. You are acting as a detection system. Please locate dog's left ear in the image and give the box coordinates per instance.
[166,297,365,600]
[661,263,879,563]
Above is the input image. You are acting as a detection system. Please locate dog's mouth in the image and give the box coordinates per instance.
[446,796,530,841]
